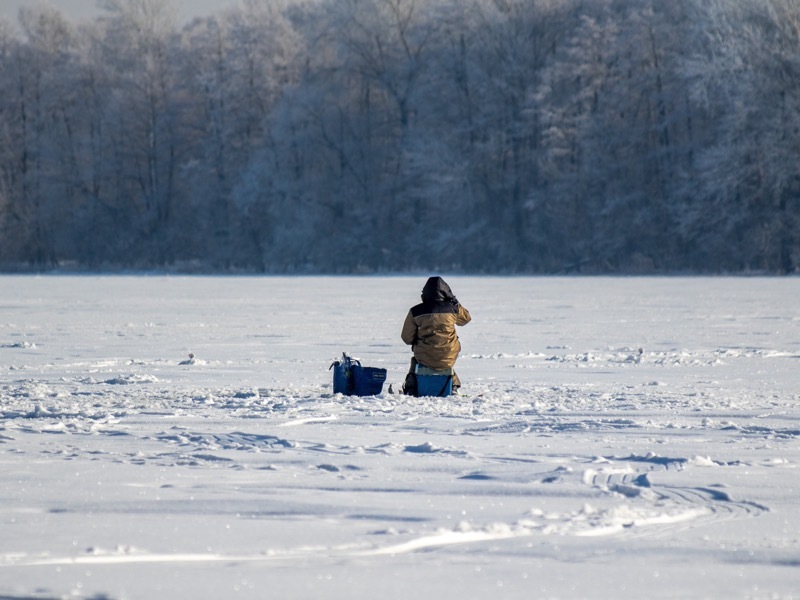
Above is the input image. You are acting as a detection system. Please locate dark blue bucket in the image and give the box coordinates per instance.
[330,354,386,396]
[416,374,453,397]
[352,365,387,396]
[414,365,453,397]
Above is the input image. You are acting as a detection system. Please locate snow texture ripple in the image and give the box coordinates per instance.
[0,276,798,599]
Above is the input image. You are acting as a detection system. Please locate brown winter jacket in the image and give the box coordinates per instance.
[401,277,471,370]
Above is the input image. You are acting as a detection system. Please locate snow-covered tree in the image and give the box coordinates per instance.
[686,0,800,272]
[0,5,79,267]
[90,0,183,264]
[0,0,797,273]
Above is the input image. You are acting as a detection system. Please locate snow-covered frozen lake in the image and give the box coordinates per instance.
[1,276,798,599]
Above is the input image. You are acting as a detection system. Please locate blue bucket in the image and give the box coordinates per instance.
[415,365,453,397]
[330,354,386,396]
[352,365,387,396]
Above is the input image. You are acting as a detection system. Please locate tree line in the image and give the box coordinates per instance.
[0,0,798,274]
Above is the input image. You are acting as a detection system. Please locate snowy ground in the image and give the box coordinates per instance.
[0,276,798,600]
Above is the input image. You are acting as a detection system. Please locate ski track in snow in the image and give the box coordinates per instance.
[0,375,783,560]
[1,277,799,598]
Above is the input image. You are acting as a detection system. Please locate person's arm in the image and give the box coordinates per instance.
[401,310,418,345]
[456,305,471,326]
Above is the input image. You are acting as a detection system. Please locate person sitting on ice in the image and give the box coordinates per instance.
[401,276,471,395]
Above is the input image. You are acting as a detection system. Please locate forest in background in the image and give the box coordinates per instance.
[0,0,798,274]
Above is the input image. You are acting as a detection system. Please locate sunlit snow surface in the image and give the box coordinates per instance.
[1,276,798,599]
